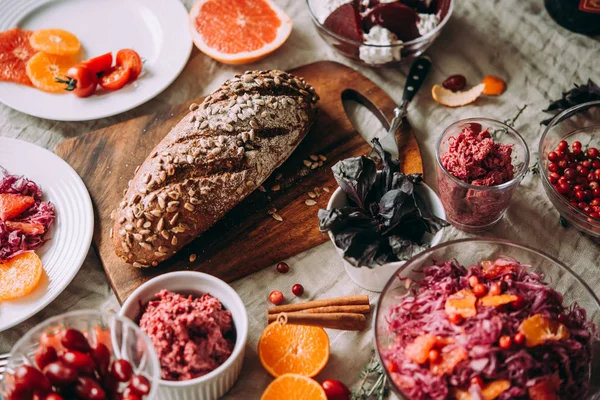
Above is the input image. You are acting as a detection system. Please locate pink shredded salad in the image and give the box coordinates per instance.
[381,258,595,400]
[0,167,56,260]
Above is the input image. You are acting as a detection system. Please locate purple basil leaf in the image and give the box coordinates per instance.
[331,155,376,209]
[378,188,415,235]
[387,236,430,261]
[414,192,449,233]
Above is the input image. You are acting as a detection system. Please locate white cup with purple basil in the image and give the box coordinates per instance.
[435,118,530,233]
[319,139,448,292]
[119,271,248,400]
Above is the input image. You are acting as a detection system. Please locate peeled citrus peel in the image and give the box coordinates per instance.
[519,314,570,347]
[432,83,485,107]
[482,75,506,95]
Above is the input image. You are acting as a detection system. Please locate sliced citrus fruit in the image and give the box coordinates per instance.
[432,84,485,107]
[482,75,506,96]
[445,289,477,319]
[0,193,35,221]
[479,294,518,307]
[453,380,511,400]
[189,0,292,64]
[30,29,80,56]
[26,52,77,93]
[0,28,37,86]
[261,374,327,400]
[430,346,467,376]
[404,334,438,364]
[258,322,329,377]
[480,259,517,278]
[519,314,570,347]
[5,221,45,235]
[0,252,43,300]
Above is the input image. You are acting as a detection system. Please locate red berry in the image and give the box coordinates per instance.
[514,332,525,345]
[575,190,586,201]
[472,283,487,297]
[557,182,571,194]
[291,284,304,296]
[498,335,512,349]
[43,362,78,386]
[558,160,568,169]
[511,295,526,310]
[442,74,467,92]
[44,394,65,400]
[468,275,479,288]
[110,359,133,382]
[14,365,51,394]
[548,162,558,172]
[386,361,398,373]
[128,375,151,396]
[470,376,484,387]
[579,167,590,177]
[74,376,106,400]
[269,290,284,305]
[593,160,600,169]
[35,346,58,371]
[563,168,576,180]
[588,147,599,159]
[62,351,96,375]
[90,343,111,375]
[61,329,91,353]
[321,379,351,400]
[547,151,558,162]
[448,314,463,324]
[428,349,440,363]
[489,283,502,296]
[557,140,568,152]
[582,160,592,168]
[572,141,582,150]
[276,262,289,273]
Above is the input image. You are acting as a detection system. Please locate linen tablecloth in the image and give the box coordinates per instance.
[1,0,599,397]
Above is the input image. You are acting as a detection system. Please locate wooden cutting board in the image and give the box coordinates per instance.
[55,61,423,303]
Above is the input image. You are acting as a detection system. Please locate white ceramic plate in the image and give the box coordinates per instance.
[0,0,192,121]
[0,138,94,332]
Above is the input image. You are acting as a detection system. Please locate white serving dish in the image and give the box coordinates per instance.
[326,181,446,292]
[119,271,248,400]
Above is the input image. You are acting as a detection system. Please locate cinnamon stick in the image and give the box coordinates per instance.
[268,312,367,331]
[299,305,371,314]
[267,295,369,314]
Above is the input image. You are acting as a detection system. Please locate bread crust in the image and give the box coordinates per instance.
[111,70,319,267]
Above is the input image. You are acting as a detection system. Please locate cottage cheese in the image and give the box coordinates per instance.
[359,26,402,64]
[313,0,352,24]
[417,13,440,36]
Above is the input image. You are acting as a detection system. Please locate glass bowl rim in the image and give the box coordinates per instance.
[434,117,531,191]
[4,309,161,399]
[538,100,600,224]
[305,0,455,48]
[373,237,600,398]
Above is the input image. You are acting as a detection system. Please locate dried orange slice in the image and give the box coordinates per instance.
[258,322,329,377]
[0,252,43,300]
[405,334,438,364]
[432,84,485,107]
[519,314,570,347]
[479,294,518,307]
[453,380,511,400]
[30,29,80,56]
[445,289,477,319]
[482,76,506,96]
[189,0,292,64]
[261,374,327,400]
[430,346,467,376]
[0,28,37,85]
[26,52,77,93]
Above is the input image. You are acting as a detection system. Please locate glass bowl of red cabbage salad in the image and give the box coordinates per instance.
[375,238,599,400]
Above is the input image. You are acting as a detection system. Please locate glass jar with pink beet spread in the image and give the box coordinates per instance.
[435,118,530,232]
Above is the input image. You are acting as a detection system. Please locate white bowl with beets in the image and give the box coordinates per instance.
[326,180,446,292]
[2,310,160,400]
[119,271,248,400]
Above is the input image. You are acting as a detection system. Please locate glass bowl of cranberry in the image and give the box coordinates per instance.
[539,100,600,237]
[1,310,160,400]
[306,0,454,67]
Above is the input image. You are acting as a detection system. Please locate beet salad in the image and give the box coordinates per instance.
[381,257,594,400]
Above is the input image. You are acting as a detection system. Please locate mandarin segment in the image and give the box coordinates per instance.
[26,52,77,93]
[482,75,506,96]
[404,334,438,364]
[0,28,37,85]
[519,314,570,347]
[30,29,81,56]
[260,374,327,400]
[0,252,43,300]
[258,322,329,378]
[429,346,468,376]
[445,289,477,318]
[478,294,518,307]
[452,380,511,400]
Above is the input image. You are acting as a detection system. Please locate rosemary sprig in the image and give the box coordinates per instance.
[351,352,390,400]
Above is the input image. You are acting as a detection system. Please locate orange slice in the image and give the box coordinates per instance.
[261,374,327,400]
[258,322,329,377]
[405,334,438,364]
[445,289,477,319]
[0,252,43,300]
[0,193,35,221]
[26,52,77,93]
[528,374,560,400]
[479,294,518,307]
[30,29,80,56]
[189,0,292,64]
[482,76,506,96]
[0,28,37,86]
[453,380,511,400]
[430,346,468,376]
[519,314,570,347]
[432,84,485,107]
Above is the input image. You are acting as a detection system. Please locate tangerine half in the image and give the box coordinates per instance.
[26,52,77,93]
[0,28,37,86]
[0,252,43,300]
[30,29,81,56]
[260,374,327,400]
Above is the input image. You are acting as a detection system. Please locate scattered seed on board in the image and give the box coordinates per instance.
[319,154,327,161]
[308,192,317,198]
[309,155,318,161]
[189,254,197,262]
[311,163,319,169]
[271,184,281,191]
[323,187,330,193]
[268,208,277,215]
[189,103,199,111]
[272,213,283,222]
[303,160,312,168]
[305,199,317,206]
[258,185,267,192]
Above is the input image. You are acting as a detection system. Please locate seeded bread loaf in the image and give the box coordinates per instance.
[111,70,319,267]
